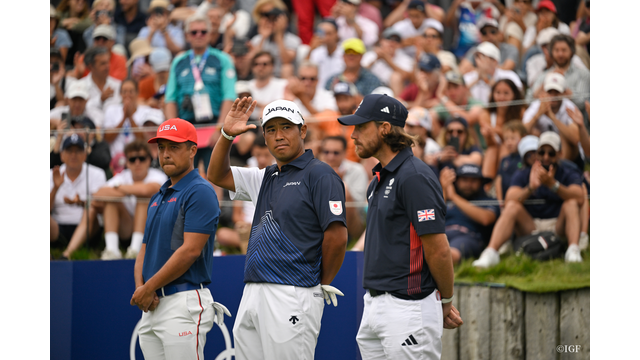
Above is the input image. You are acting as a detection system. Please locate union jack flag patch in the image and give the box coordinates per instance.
[417,209,435,222]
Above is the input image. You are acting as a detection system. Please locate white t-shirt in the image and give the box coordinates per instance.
[391,18,442,58]
[294,88,338,117]
[424,137,442,156]
[463,68,523,105]
[229,166,265,206]
[68,74,122,128]
[361,49,414,85]
[339,159,368,204]
[106,168,167,216]
[522,98,577,134]
[336,15,379,48]
[309,45,345,94]
[248,77,288,116]
[522,23,571,50]
[103,104,165,158]
[50,163,107,225]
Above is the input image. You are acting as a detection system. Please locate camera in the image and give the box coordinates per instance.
[447,136,460,153]
[51,62,60,73]
[95,9,112,20]
[151,7,165,16]
[181,94,194,112]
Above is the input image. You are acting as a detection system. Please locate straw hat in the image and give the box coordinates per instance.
[127,38,153,67]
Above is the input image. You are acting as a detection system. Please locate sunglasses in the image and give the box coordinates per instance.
[128,155,149,163]
[422,34,440,39]
[253,61,271,67]
[190,29,208,36]
[537,149,556,157]
[300,77,317,81]
[481,28,499,36]
[94,36,109,42]
[322,150,342,156]
[447,129,465,135]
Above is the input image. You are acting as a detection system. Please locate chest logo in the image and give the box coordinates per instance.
[181,69,189,77]
[205,67,216,76]
[283,181,301,188]
[168,197,177,203]
[418,209,435,222]
[151,202,158,207]
[329,201,343,215]
[384,178,395,198]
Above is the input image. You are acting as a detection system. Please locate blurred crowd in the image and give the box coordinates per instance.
[50,0,590,266]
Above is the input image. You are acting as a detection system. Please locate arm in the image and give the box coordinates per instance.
[547,109,580,145]
[448,193,497,226]
[117,182,162,198]
[567,106,589,158]
[161,27,184,55]
[495,174,504,207]
[499,59,516,71]
[421,232,454,299]
[164,102,178,119]
[444,0,463,28]
[383,0,409,28]
[134,243,146,287]
[452,151,482,167]
[320,221,348,284]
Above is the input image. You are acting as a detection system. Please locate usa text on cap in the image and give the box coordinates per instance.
[147,118,198,143]
[338,94,408,127]
[261,100,305,126]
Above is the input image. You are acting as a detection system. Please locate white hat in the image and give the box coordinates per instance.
[235,81,251,95]
[371,86,394,97]
[144,110,165,125]
[538,131,561,152]
[65,81,89,100]
[93,24,116,40]
[50,4,58,18]
[261,100,305,126]
[476,41,500,62]
[518,135,539,159]
[406,107,432,131]
[543,72,566,93]
[537,27,561,46]
[476,17,499,30]
[149,47,172,72]
[425,19,444,34]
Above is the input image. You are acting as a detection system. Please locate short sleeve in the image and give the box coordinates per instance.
[522,101,539,124]
[400,174,446,236]
[310,173,347,231]
[183,184,220,235]
[229,166,266,205]
[145,169,169,185]
[502,44,519,64]
[561,167,582,187]
[164,56,180,103]
[510,168,530,188]
[504,22,524,42]
[54,29,73,48]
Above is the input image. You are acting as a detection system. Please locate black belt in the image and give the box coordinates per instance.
[156,283,203,297]
[368,289,431,301]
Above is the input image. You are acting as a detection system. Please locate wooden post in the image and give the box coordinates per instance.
[459,286,491,360]
[525,292,560,360]
[559,288,590,360]
[441,286,461,360]
[490,287,525,360]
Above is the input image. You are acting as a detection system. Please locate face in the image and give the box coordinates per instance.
[298,66,319,96]
[351,121,384,159]
[335,94,355,115]
[407,9,425,28]
[252,54,274,80]
[536,144,558,169]
[91,53,111,79]
[251,146,274,169]
[263,119,306,165]
[381,38,401,53]
[404,123,427,139]
[545,89,563,113]
[523,150,536,167]
[422,28,441,52]
[142,121,158,141]
[70,0,86,14]
[61,145,87,169]
[68,97,87,116]
[187,21,209,50]
[93,36,114,49]
[343,50,362,69]
[121,81,138,103]
[119,0,138,11]
[157,139,196,178]
[125,149,151,179]
[445,121,466,146]
[207,7,223,31]
[502,129,522,154]
[538,9,555,26]
[455,176,482,198]
[493,81,515,104]
[321,139,346,168]
[476,53,498,74]
[551,41,572,68]
[480,26,500,45]
[318,22,339,45]
[445,83,466,104]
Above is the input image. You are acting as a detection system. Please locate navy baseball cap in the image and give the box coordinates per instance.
[445,115,469,129]
[338,94,408,127]
[418,53,441,72]
[333,81,358,96]
[62,133,85,150]
[408,0,425,11]
[456,164,492,184]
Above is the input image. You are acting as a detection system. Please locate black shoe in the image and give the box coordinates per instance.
[55,255,70,261]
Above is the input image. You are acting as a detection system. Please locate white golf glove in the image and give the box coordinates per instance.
[321,285,344,307]
[212,301,231,325]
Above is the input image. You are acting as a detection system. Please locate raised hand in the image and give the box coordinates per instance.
[222,97,258,136]
[52,166,65,189]
[566,106,584,128]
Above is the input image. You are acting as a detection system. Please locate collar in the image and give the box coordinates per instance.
[159,168,200,193]
[371,147,413,176]
[281,149,315,171]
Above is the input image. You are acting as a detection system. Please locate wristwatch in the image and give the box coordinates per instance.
[220,127,236,141]
[551,180,560,193]
[441,295,454,304]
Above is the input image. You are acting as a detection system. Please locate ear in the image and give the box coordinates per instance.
[300,124,308,140]
[378,122,391,137]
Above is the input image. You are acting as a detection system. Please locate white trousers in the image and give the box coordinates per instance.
[233,283,325,360]
[356,290,443,360]
[138,288,215,360]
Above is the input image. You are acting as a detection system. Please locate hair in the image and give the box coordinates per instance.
[121,78,139,92]
[57,0,90,18]
[185,140,198,149]
[253,134,267,148]
[436,119,477,150]
[252,50,275,65]
[124,139,151,158]
[184,13,212,32]
[83,46,110,67]
[548,34,576,57]
[92,0,115,10]
[488,79,523,121]
[319,17,339,31]
[502,120,527,137]
[376,123,418,153]
[323,135,348,151]
[251,0,288,23]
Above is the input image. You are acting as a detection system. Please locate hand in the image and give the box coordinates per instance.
[157,16,168,32]
[258,18,273,38]
[343,4,357,23]
[148,293,160,311]
[287,78,305,98]
[212,301,232,325]
[439,146,458,163]
[52,166,65,189]
[96,11,112,26]
[64,194,83,206]
[538,163,557,188]
[536,100,551,117]
[439,167,456,195]
[130,285,156,312]
[443,303,463,329]
[566,106,584,128]
[57,119,69,132]
[321,285,344,307]
[51,63,65,85]
[72,52,86,79]
[123,98,137,118]
[62,17,80,29]
[529,162,541,190]
[309,34,324,50]
[223,97,258,136]
[416,71,429,93]
[273,14,288,35]
[50,35,58,47]
[101,87,114,102]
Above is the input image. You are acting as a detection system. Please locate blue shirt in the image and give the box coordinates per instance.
[498,152,522,198]
[445,191,499,239]
[231,150,347,287]
[363,147,446,299]
[324,68,383,96]
[142,169,220,286]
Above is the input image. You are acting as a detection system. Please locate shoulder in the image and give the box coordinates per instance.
[306,158,339,178]
[88,163,107,178]
[172,51,190,65]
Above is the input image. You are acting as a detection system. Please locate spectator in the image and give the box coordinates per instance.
[439,164,499,264]
[495,131,537,207]
[386,0,443,58]
[51,5,74,63]
[229,39,253,81]
[521,0,570,52]
[138,47,172,107]
[473,131,585,267]
[50,134,107,256]
[523,73,584,171]
[127,38,154,82]
[291,0,335,45]
[51,115,112,175]
[51,49,69,110]
[361,28,414,96]
[436,116,483,170]
[444,0,501,58]
[137,0,186,55]
[114,0,148,52]
[459,16,519,73]
[571,0,590,64]
[248,51,289,118]
[324,38,383,97]
[83,0,127,50]
[206,5,225,50]
[104,79,165,159]
[399,53,441,108]
[416,20,457,73]
[87,25,129,81]
[57,0,93,67]
[529,34,590,112]
[404,106,441,167]
[51,81,105,135]
[286,61,338,117]
[431,70,484,140]
[213,0,252,41]
[307,18,345,95]
[498,0,537,49]
[249,5,301,79]
[332,0,379,49]
[463,41,523,105]
[319,135,368,240]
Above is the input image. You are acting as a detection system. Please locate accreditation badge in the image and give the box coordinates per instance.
[191,92,213,122]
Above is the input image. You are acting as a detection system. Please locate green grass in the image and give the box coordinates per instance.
[454,249,590,293]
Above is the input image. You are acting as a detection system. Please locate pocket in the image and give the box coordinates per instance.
[185,290,214,331]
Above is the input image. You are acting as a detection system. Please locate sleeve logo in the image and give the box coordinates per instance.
[329,201,343,215]
[417,209,435,222]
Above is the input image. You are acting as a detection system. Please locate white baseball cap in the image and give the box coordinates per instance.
[476,41,500,62]
[93,24,116,40]
[425,18,444,34]
[543,72,566,93]
[371,86,394,97]
[538,131,561,152]
[406,107,432,131]
[235,81,251,95]
[149,47,172,72]
[536,27,561,46]
[518,135,539,159]
[65,81,89,100]
[261,100,305,126]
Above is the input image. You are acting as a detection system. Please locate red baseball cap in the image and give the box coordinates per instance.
[147,118,198,143]
[536,0,557,13]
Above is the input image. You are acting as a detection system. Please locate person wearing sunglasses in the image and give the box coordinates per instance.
[436,116,483,170]
[459,16,519,74]
[474,130,584,268]
[286,61,338,118]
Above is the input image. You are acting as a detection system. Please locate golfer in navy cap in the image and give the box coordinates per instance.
[339,94,463,359]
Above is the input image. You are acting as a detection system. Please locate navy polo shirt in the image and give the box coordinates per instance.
[231,150,347,287]
[445,191,500,238]
[142,169,220,287]
[363,147,446,299]
[510,162,582,219]
[498,152,522,198]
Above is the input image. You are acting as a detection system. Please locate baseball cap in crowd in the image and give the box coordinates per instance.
[536,0,557,13]
[476,41,500,62]
[408,0,425,12]
[543,72,566,93]
[476,16,499,31]
[445,70,465,86]
[537,27,561,46]
[437,52,458,71]
[261,100,305,127]
[147,118,198,143]
[418,53,441,72]
[406,107,432,131]
[50,4,58,18]
[144,110,165,126]
[425,19,444,35]
[231,39,249,56]
[93,24,116,40]
[382,27,402,42]
[338,94,408,127]
[235,81,252,97]
[65,81,90,100]
[538,131,561,152]
[333,81,359,97]
[62,133,86,151]
[342,38,366,55]
[444,115,468,129]
[149,0,170,10]
[518,135,539,159]
[153,84,166,99]
[127,38,153,66]
[371,86,394,97]
[341,0,361,5]
[149,47,172,72]
[456,164,492,184]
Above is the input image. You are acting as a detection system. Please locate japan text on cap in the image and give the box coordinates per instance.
[261,100,305,126]
[543,72,566,93]
[338,94,408,127]
[538,131,561,152]
[518,135,539,159]
[147,118,198,143]
[63,133,86,150]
